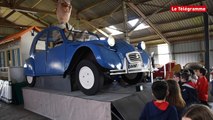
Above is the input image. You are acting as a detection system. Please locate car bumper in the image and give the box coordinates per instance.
[109,58,151,75]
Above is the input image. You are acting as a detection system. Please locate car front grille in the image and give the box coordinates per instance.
[126,52,142,63]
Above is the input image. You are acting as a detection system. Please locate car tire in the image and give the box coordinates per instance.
[122,73,143,85]
[70,72,79,91]
[26,76,36,87]
[76,60,104,95]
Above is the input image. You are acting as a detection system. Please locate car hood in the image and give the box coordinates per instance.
[114,39,135,54]
[67,39,135,53]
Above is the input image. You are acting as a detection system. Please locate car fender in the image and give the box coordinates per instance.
[139,49,150,67]
[88,44,122,69]
[24,57,35,76]
[66,43,123,70]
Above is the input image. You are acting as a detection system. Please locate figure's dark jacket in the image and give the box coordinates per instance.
[139,101,179,120]
[181,81,199,106]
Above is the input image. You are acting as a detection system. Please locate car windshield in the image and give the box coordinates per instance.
[65,30,100,41]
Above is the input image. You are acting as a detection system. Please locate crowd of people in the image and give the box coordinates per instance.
[140,66,213,120]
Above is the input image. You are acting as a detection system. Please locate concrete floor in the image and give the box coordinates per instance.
[0,80,212,120]
[0,99,213,120]
[0,101,50,120]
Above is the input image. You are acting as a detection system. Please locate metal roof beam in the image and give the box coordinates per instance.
[4,10,16,19]
[131,24,213,43]
[133,0,153,4]
[145,40,164,45]
[81,20,109,37]
[87,7,203,34]
[140,3,162,8]
[78,0,108,15]
[31,0,42,8]
[86,0,205,24]
[131,30,213,44]
[171,35,213,43]
[155,14,202,25]
[77,0,206,34]
[0,18,17,25]
[86,0,152,22]
[2,0,9,6]
[0,23,45,29]
[128,0,172,34]
[127,2,170,45]
[78,0,152,19]
[77,4,123,32]
[0,19,30,35]
[131,34,159,42]
[15,0,25,7]
[162,24,213,33]
[1,0,19,8]
[85,5,122,23]
[169,31,213,42]
[0,4,55,15]
[15,6,55,15]
[0,24,26,29]
[19,12,49,27]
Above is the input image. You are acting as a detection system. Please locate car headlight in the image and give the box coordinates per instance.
[137,41,146,50]
[24,63,27,68]
[107,35,115,47]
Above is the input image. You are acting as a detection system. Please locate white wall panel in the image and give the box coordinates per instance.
[147,45,172,65]
[173,41,202,53]
[147,46,158,54]
[146,40,213,67]
[172,40,213,68]
[20,32,38,66]
[147,46,159,64]
[175,53,200,67]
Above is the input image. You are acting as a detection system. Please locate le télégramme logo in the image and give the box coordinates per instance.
[170,6,207,12]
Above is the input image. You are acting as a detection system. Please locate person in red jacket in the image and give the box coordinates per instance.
[140,81,179,120]
[180,69,199,106]
[195,67,211,108]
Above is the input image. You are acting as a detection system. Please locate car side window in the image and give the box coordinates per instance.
[48,30,63,49]
[35,32,47,53]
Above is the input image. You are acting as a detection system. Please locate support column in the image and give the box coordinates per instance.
[169,44,174,61]
[203,12,210,80]
[122,1,130,43]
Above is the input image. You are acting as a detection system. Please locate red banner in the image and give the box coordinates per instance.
[170,6,207,12]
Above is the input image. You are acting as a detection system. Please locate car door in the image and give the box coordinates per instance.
[46,28,65,75]
[34,31,47,75]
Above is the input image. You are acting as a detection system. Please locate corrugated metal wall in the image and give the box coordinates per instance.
[174,53,201,66]
[173,40,213,68]
[173,41,202,53]
[173,41,203,67]
[147,40,213,68]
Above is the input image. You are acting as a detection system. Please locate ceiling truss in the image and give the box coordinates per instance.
[0,0,212,46]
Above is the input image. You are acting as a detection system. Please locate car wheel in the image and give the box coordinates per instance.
[122,73,143,85]
[76,60,104,95]
[26,76,36,87]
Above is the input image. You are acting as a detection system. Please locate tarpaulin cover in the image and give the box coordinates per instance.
[0,80,12,103]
